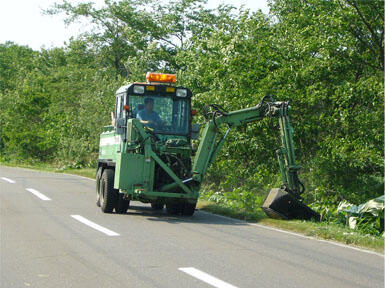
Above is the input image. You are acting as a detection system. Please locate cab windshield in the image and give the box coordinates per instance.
[129,94,189,135]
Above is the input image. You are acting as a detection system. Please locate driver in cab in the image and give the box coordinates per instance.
[137,97,163,129]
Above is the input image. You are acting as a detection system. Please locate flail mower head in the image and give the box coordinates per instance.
[262,188,320,221]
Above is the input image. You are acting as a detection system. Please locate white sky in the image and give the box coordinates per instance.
[0,0,269,51]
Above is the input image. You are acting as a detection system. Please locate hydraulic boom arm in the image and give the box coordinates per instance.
[192,97,304,198]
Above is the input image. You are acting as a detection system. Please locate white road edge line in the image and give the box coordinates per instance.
[250,223,385,257]
[199,211,384,258]
[25,188,51,201]
[66,174,96,182]
[71,215,120,236]
[179,267,238,288]
[1,177,16,184]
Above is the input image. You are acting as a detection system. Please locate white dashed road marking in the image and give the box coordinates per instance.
[71,215,120,236]
[179,267,238,288]
[1,177,16,184]
[25,188,51,201]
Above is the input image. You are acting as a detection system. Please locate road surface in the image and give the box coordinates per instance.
[0,166,383,288]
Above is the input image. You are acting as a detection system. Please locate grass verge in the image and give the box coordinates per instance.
[1,161,383,253]
[0,161,96,179]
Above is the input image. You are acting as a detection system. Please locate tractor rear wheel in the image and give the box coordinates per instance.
[181,201,197,216]
[100,169,118,213]
[96,167,102,207]
[166,202,182,215]
[115,193,130,214]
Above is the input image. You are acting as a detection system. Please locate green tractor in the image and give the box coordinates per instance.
[96,72,319,219]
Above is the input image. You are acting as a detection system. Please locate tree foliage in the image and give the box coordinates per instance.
[0,0,383,208]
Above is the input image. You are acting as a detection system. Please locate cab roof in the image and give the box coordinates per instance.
[115,83,192,98]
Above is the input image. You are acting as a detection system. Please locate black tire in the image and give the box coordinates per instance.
[151,203,164,210]
[100,169,118,213]
[166,202,182,215]
[96,167,102,207]
[115,193,130,214]
[181,201,197,216]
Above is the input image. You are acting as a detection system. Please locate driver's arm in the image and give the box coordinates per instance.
[140,120,152,124]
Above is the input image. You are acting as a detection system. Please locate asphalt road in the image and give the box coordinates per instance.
[0,166,383,288]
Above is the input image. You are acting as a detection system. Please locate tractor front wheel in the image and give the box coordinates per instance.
[100,169,118,213]
[166,201,196,216]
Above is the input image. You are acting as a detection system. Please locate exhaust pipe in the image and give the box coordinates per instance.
[262,188,320,221]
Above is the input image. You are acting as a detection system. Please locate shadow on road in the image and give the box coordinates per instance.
[120,205,247,226]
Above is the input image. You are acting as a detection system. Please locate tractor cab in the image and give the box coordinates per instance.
[114,72,192,138]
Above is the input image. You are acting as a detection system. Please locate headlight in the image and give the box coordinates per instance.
[133,85,144,94]
[176,89,187,97]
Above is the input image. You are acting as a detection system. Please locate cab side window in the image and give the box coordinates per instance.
[116,94,123,119]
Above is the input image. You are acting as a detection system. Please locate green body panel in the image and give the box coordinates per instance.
[114,153,154,192]
[99,129,120,161]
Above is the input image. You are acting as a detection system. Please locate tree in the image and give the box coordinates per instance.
[45,0,207,78]
[267,0,384,203]
[176,6,281,193]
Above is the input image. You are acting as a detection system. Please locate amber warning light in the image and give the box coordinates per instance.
[146,72,176,84]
